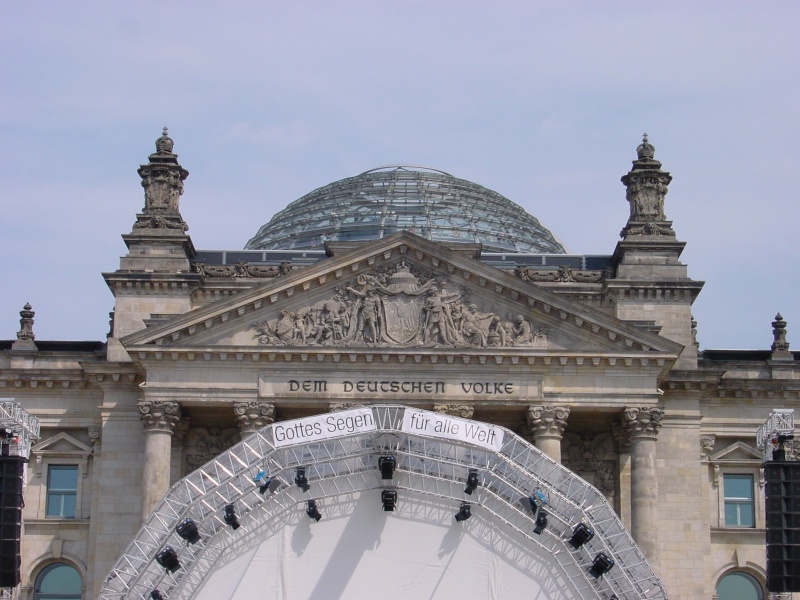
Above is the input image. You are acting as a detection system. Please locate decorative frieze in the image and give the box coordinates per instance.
[514,265,613,284]
[620,407,664,440]
[138,401,182,434]
[234,401,276,434]
[183,427,239,475]
[192,261,293,279]
[432,404,474,419]
[250,262,547,349]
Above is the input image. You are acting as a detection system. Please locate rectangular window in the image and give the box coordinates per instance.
[724,473,755,527]
[46,465,78,518]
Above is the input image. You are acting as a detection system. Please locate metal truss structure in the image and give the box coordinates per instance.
[757,409,795,461]
[0,399,40,460]
[100,405,666,600]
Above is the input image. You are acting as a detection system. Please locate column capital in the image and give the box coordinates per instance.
[433,404,474,419]
[234,401,275,434]
[621,406,664,440]
[138,400,182,433]
[526,404,570,438]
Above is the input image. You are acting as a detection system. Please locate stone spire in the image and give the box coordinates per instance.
[619,134,675,239]
[11,302,37,351]
[771,313,792,360]
[132,127,190,233]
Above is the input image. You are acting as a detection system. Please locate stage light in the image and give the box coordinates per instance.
[454,502,471,522]
[223,504,240,530]
[254,470,276,495]
[588,552,615,578]
[533,488,549,505]
[464,469,479,495]
[533,510,548,535]
[295,467,310,492]
[155,546,181,573]
[150,591,165,600]
[527,495,538,515]
[609,595,619,600]
[175,518,201,545]
[378,455,396,480]
[306,499,322,522]
[568,522,595,549]
[381,489,397,511]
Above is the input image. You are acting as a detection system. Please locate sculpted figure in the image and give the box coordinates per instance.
[512,315,533,346]
[347,286,382,343]
[422,285,461,345]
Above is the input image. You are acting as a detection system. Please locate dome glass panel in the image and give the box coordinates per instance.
[245,166,567,254]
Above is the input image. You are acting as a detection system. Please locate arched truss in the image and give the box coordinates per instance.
[100,405,667,600]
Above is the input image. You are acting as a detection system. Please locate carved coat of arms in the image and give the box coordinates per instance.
[251,262,548,349]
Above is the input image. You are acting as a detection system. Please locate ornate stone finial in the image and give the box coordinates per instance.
[526,405,570,438]
[88,427,101,449]
[771,313,792,358]
[620,407,664,440]
[619,134,675,239]
[132,129,190,233]
[691,315,699,348]
[155,127,175,154]
[138,401,182,433]
[12,302,37,350]
[637,133,655,160]
[233,401,275,435]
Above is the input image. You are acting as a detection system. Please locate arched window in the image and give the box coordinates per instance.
[716,571,764,600]
[34,563,82,600]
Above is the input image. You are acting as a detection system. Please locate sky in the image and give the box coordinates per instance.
[1,1,798,350]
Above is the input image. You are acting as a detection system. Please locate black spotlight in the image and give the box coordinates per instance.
[609,596,619,600]
[568,522,595,549]
[454,502,471,522]
[527,495,538,515]
[533,510,548,535]
[306,499,322,521]
[223,504,240,530]
[588,552,615,579]
[155,546,181,573]
[378,455,396,480]
[175,518,201,545]
[464,469,479,495]
[295,467,310,492]
[381,489,397,512]
[150,591,165,600]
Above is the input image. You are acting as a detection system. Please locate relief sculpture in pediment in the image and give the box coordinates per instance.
[250,262,548,349]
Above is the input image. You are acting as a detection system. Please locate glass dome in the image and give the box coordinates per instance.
[245,166,567,254]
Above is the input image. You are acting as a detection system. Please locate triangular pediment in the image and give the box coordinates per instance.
[122,232,682,361]
[32,432,93,456]
[710,441,762,462]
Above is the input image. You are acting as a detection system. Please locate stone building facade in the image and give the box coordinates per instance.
[1,131,797,599]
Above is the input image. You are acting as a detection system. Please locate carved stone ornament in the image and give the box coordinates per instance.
[514,265,613,284]
[183,427,239,475]
[133,128,189,232]
[138,401,182,433]
[433,404,474,419]
[329,402,362,413]
[619,221,675,238]
[12,302,37,350]
[526,405,570,438]
[771,313,791,354]
[234,401,276,433]
[620,406,664,440]
[88,427,101,449]
[700,435,715,459]
[563,431,618,506]
[619,134,675,239]
[192,261,293,279]
[250,262,548,349]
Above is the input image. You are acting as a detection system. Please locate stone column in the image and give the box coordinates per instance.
[526,405,570,462]
[621,406,663,567]
[139,400,181,520]
[234,401,275,439]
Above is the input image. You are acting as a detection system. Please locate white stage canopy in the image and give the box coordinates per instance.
[101,405,666,600]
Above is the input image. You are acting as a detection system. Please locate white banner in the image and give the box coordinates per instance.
[401,408,504,452]
[272,408,377,448]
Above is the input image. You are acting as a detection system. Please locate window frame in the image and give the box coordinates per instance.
[707,441,765,529]
[715,570,764,600]
[33,562,83,600]
[45,464,79,519]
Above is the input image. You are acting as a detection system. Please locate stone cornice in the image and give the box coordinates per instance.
[121,232,683,358]
[102,271,202,296]
[126,345,675,370]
